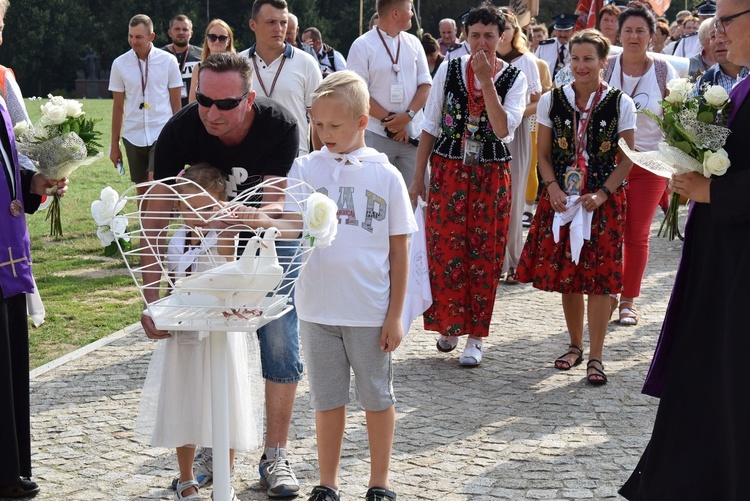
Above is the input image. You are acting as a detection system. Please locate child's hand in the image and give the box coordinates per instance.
[380,317,403,352]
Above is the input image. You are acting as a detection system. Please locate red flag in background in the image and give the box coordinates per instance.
[575,0,602,30]
[510,0,539,27]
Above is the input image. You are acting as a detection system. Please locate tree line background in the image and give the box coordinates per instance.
[2,0,695,97]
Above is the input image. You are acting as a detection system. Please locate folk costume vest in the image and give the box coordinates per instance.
[434,57,520,163]
[0,101,34,298]
[548,86,623,191]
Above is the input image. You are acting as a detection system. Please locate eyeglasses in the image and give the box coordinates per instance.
[206,33,229,44]
[195,91,248,110]
[714,7,750,34]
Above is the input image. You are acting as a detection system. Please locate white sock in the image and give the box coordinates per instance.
[524,203,534,213]
[264,446,287,459]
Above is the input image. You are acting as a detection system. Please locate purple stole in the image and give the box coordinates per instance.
[727,76,750,127]
[0,100,34,298]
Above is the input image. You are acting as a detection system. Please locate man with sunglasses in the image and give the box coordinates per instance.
[161,14,202,108]
[620,0,750,497]
[146,52,302,499]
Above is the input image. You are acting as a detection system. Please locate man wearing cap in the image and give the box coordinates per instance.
[445,11,471,60]
[535,13,575,80]
[696,1,717,22]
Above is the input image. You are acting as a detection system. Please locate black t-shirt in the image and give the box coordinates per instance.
[161,44,202,107]
[154,97,298,200]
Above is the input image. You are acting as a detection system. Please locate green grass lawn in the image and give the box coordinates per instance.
[25,98,145,368]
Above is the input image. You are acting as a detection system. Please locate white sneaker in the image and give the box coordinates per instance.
[459,339,483,366]
[259,447,299,498]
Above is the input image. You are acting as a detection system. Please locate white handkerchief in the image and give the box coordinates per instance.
[552,195,593,264]
[309,146,390,181]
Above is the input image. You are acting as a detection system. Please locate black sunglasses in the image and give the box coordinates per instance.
[195,91,248,110]
[206,33,229,44]
[714,7,750,34]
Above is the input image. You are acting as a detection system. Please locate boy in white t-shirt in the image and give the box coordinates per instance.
[284,71,417,501]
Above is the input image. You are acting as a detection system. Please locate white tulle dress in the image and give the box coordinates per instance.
[135,227,265,451]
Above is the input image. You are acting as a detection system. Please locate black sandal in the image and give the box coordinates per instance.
[554,344,583,370]
[586,359,608,385]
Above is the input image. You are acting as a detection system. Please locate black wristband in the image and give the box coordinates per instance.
[599,185,612,196]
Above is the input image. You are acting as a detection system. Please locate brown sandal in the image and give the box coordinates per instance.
[618,301,638,325]
[554,344,584,370]
[586,359,608,385]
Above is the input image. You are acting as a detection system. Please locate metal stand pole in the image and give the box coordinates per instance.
[210,330,231,501]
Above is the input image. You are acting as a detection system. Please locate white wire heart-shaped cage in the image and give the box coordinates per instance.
[109,176,321,332]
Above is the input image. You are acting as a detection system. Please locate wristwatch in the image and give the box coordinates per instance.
[406,109,415,120]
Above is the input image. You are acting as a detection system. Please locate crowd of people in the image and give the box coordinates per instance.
[1,0,749,499]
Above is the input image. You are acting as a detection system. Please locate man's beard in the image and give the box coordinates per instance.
[173,40,189,48]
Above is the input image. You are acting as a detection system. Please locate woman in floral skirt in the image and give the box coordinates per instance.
[517,29,636,384]
[409,3,527,366]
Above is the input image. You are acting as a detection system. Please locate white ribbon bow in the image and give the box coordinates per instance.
[309,147,390,181]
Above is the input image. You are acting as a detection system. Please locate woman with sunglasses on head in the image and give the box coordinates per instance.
[517,29,636,386]
[188,19,235,103]
[495,9,542,284]
[605,5,678,326]
[621,2,750,497]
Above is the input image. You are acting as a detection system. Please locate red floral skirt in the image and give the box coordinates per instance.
[423,155,511,337]
[517,186,626,295]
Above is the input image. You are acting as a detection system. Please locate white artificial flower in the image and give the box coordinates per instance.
[703,85,729,107]
[91,186,126,226]
[564,119,571,126]
[664,78,692,104]
[109,215,130,240]
[40,102,68,125]
[600,120,607,127]
[13,120,30,137]
[96,225,115,247]
[303,192,338,248]
[703,148,731,177]
[64,99,85,118]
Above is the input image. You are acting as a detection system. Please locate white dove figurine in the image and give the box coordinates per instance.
[233,227,284,315]
[173,236,262,310]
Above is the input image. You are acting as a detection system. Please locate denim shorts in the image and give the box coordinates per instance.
[256,239,303,383]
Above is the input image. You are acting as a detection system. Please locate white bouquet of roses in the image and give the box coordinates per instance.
[15,94,103,238]
[91,187,131,256]
[617,78,732,240]
[303,192,338,248]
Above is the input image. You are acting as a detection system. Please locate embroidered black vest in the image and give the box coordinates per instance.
[548,86,624,190]
[434,58,520,163]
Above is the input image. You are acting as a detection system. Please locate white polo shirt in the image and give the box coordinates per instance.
[240,43,322,155]
[347,28,432,139]
[108,45,182,147]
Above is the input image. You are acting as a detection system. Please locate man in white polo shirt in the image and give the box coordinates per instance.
[240,0,322,155]
[347,0,431,184]
[109,14,182,195]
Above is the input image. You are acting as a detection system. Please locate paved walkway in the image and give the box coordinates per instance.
[24,216,686,500]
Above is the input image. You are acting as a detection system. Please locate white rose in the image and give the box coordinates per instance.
[303,192,338,248]
[703,148,731,177]
[64,99,85,118]
[96,226,115,247]
[703,85,729,107]
[48,94,66,106]
[40,102,68,125]
[91,186,126,226]
[12,120,30,137]
[665,78,692,104]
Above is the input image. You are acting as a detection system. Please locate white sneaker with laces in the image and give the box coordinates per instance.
[259,446,300,498]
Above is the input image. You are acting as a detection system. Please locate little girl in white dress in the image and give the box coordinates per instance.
[135,163,263,501]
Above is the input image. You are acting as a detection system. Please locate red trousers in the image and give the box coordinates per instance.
[623,165,668,298]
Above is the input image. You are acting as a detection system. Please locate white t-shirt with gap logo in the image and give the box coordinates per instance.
[286,147,418,327]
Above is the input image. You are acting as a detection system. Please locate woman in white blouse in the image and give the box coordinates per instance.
[496,8,542,284]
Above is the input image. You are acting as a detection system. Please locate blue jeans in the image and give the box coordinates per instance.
[256,239,303,383]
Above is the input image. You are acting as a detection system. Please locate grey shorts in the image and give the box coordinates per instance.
[300,320,395,412]
[122,137,156,183]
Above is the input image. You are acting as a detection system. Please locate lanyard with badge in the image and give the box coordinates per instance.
[565,82,605,195]
[136,53,150,110]
[376,28,403,103]
[252,54,287,99]
[463,55,497,167]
